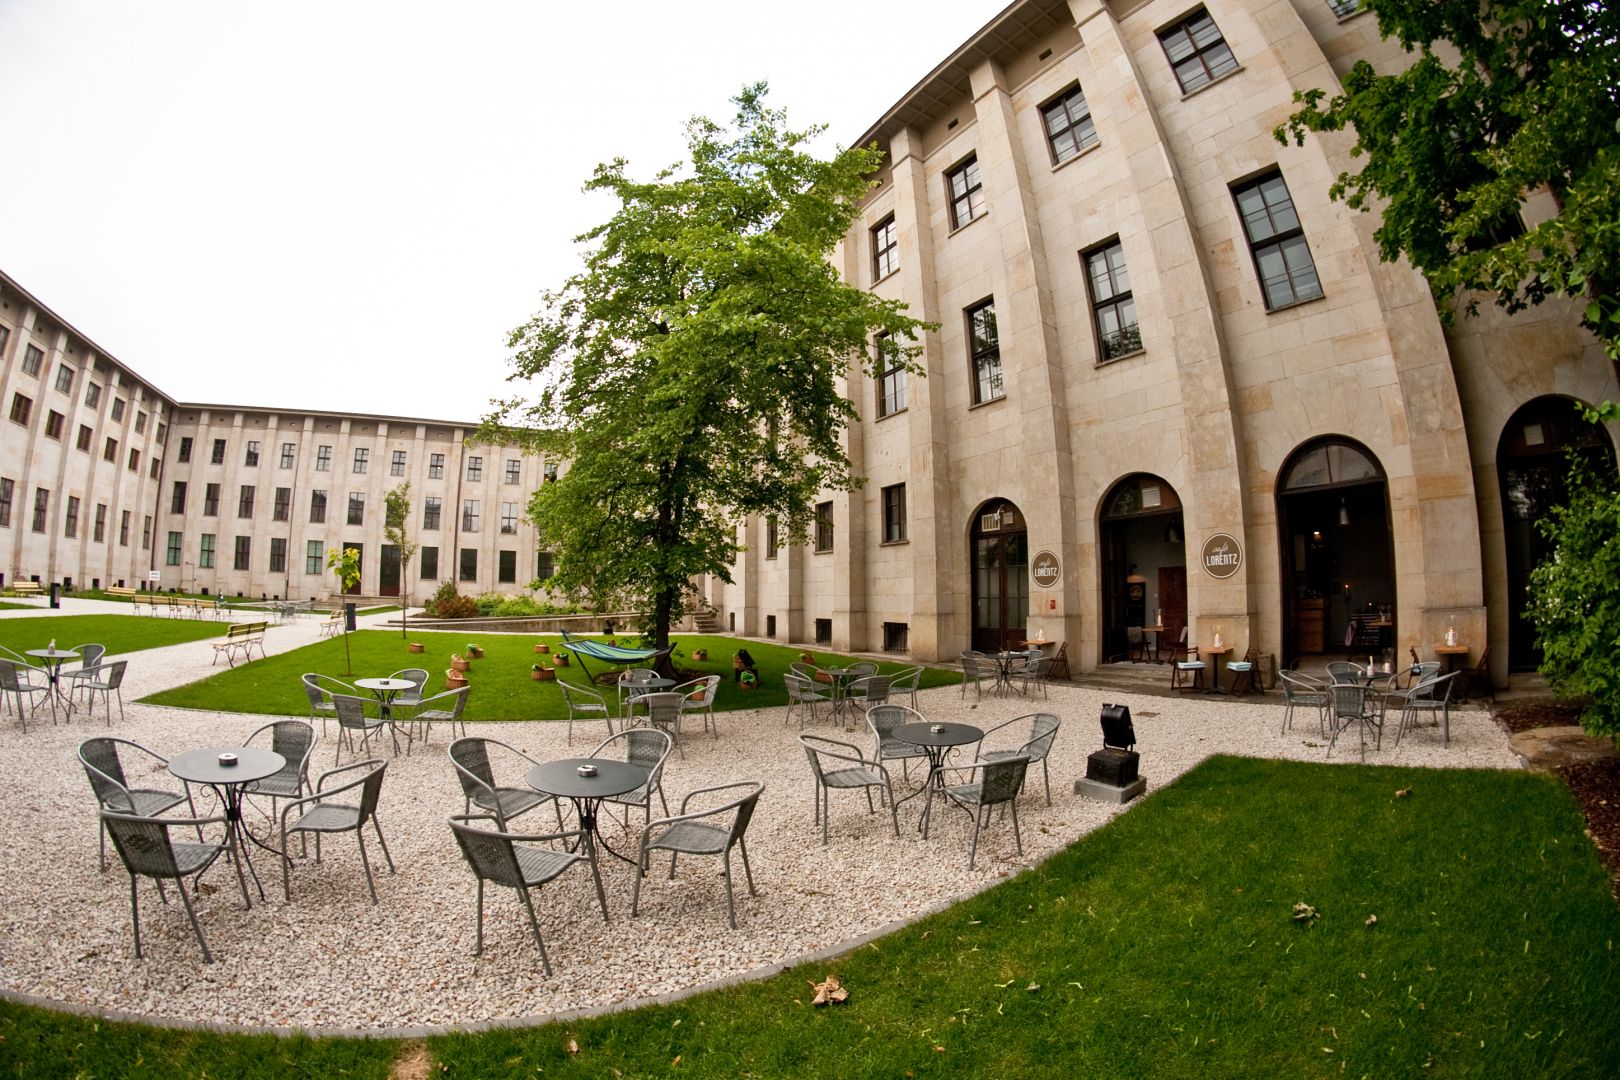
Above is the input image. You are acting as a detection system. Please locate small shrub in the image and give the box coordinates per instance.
[424,582,479,620]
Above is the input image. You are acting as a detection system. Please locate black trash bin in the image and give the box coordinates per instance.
[344,602,357,631]
[48,582,60,609]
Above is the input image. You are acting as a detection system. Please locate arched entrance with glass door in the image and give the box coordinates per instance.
[1098,474,1186,661]
[970,499,1029,653]
[1276,438,1395,667]
[1496,396,1616,671]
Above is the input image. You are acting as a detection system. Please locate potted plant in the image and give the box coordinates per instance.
[467,643,484,659]
[738,669,758,691]
[531,663,555,681]
[553,652,570,667]
[800,650,815,666]
[408,642,425,654]
[450,653,470,672]
[446,668,468,689]
[534,641,550,655]
[692,648,708,662]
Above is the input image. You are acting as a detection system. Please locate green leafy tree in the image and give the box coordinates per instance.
[1526,445,1620,739]
[326,546,361,675]
[1275,0,1620,368]
[383,482,419,639]
[485,84,932,662]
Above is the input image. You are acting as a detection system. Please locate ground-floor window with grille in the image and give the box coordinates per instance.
[883,622,910,653]
[814,618,832,644]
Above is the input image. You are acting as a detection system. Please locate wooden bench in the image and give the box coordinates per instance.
[212,622,269,667]
[4,582,43,597]
[317,611,344,639]
[106,586,138,604]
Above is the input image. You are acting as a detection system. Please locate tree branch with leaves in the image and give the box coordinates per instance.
[384,482,419,639]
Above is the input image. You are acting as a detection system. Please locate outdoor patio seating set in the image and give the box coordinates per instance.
[1279,660,1461,760]
[1,642,129,729]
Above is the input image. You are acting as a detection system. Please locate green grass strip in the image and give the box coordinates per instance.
[0,614,229,656]
[141,631,959,722]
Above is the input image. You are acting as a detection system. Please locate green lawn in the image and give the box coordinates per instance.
[0,601,33,611]
[3,757,1615,1078]
[0,614,229,656]
[140,631,959,722]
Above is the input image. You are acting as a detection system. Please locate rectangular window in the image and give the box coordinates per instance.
[203,483,220,516]
[140,514,150,549]
[875,334,907,417]
[22,345,43,376]
[500,501,519,534]
[1159,9,1239,94]
[498,549,517,584]
[420,546,439,580]
[280,442,295,468]
[199,533,215,569]
[505,458,521,484]
[306,540,323,575]
[423,496,442,530]
[0,477,11,528]
[766,518,779,559]
[309,489,327,524]
[171,481,187,514]
[815,618,832,645]
[466,456,483,482]
[178,436,193,462]
[347,492,365,526]
[32,488,49,533]
[103,436,118,462]
[238,485,255,518]
[352,447,369,474]
[1233,171,1324,310]
[1042,85,1099,164]
[269,537,287,573]
[76,425,92,452]
[54,364,74,394]
[1328,0,1361,16]
[210,438,225,464]
[461,499,481,532]
[273,487,291,521]
[883,621,910,653]
[156,421,166,444]
[459,548,478,582]
[1084,239,1142,360]
[64,496,80,539]
[128,448,140,472]
[544,462,559,483]
[44,410,64,439]
[872,215,899,280]
[536,550,554,581]
[391,450,407,476]
[167,531,183,566]
[112,396,126,421]
[814,501,834,553]
[84,381,101,409]
[946,157,985,229]
[882,483,907,543]
[766,614,777,638]
[233,535,251,570]
[93,503,107,542]
[967,299,1004,405]
[149,457,160,480]
[10,393,32,426]
[315,445,332,471]
[122,510,132,546]
[429,453,444,479]
[244,440,260,467]
[135,411,148,434]
[0,325,6,357]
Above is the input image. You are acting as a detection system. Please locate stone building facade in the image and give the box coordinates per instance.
[708,0,1618,687]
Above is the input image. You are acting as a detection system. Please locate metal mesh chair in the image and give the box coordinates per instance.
[1280,671,1329,735]
[61,643,107,701]
[387,668,430,712]
[331,693,397,763]
[1012,651,1048,698]
[71,660,128,725]
[243,720,317,816]
[797,734,898,844]
[788,662,820,683]
[410,685,470,746]
[589,727,673,829]
[976,713,1060,805]
[1326,684,1383,761]
[79,737,199,872]
[959,653,993,699]
[844,674,893,718]
[279,758,395,903]
[889,665,924,709]
[448,737,564,831]
[101,810,229,962]
[616,668,661,717]
[1326,661,1366,686]
[448,813,608,974]
[673,675,722,739]
[626,691,687,758]
[938,756,1031,869]
[558,680,613,745]
[0,659,50,731]
[302,672,359,737]
[631,780,764,929]
[784,674,830,728]
[865,704,929,781]
[1390,672,1460,747]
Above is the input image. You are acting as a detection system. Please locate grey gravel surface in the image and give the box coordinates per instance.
[0,601,1518,1030]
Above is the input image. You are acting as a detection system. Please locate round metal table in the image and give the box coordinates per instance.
[892,721,983,834]
[26,647,80,719]
[525,757,649,866]
[168,746,285,909]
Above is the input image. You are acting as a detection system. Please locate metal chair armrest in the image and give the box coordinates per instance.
[676,780,763,815]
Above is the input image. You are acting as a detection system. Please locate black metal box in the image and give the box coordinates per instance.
[1085,747,1141,786]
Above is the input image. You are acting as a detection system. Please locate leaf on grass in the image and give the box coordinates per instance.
[1292,902,1320,924]
[566,1037,580,1054]
[1365,914,1378,928]
[995,980,1015,989]
[1027,983,1040,992]
[672,1055,681,1066]
[809,975,848,1006]
[1396,788,1413,799]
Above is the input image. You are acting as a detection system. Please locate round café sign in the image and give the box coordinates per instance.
[1200,533,1242,579]
[1031,550,1061,589]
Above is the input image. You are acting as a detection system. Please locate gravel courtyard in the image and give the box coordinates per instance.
[0,604,1519,1033]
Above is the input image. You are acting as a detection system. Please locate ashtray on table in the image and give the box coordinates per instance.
[928,725,944,734]
[217,753,239,767]
[575,764,598,777]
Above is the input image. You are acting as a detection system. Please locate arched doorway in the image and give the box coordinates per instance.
[970,499,1028,653]
[1098,474,1186,661]
[1496,397,1616,671]
[1277,438,1394,667]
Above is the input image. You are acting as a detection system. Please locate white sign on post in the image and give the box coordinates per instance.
[147,570,161,582]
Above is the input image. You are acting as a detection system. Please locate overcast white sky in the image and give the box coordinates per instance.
[0,0,1000,422]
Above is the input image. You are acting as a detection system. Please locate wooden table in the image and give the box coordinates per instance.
[1140,625,1165,663]
[1200,645,1232,693]
[1434,643,1469,675]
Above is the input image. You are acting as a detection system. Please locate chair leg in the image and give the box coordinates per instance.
[372,817,396,874]
[356,833,378,904]
[967,808,984,871]
[128,876,143,959]
[518,887,553,976]
[176,877,214,963]
[721,852,738,930]
[1010,799,1023,856]
[473,878,486,956]
[1041,759,1052,807]
[738,838,757,896]
[630,841,648,918]
[584,845,609,923]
